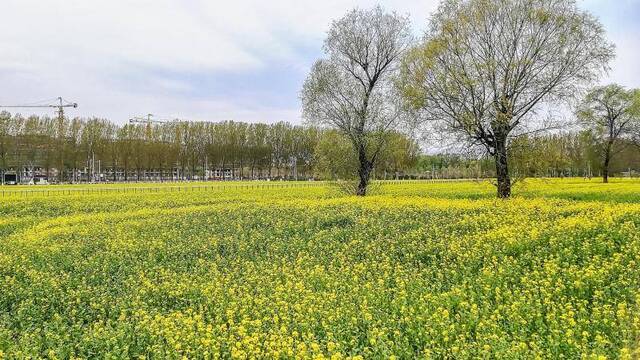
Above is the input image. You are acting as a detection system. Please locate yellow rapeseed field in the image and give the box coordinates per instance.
[0,179,639,359]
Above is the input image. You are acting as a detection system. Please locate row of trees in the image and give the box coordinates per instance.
[417,130,640,180]
[412,87,640,183]
[0,112,419,183]
[302,0,639,197]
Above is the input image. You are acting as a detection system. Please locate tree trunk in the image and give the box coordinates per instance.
[494,135,511,199]
[603,144,612,183]
[356,149,373,196]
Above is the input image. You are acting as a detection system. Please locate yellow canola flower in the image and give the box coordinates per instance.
[0,179,639,358]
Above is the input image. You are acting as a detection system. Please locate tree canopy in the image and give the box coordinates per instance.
[400,0,614,197]
[577,84,640,182]
[301,6,413,195]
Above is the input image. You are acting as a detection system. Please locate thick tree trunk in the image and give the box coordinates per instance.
[603,145,611,183]
[356,149,373,196]
[601,139,615,183]
[58,153,64,183]
[494,135,511,199]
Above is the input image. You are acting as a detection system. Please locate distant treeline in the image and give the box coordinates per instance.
[417,132,640,179]
[0,112,419,183]
[2,111,639,184]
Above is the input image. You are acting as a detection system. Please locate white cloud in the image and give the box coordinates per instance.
[605,34,640,88]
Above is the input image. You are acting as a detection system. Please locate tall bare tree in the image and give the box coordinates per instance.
[400,0,614,197]
[577,84,640,182]
[0,111,15,181]
[301,6,413,196]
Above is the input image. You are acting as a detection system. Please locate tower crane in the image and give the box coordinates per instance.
[0,97,78,183]
[129,114,198,125]
[128,114,169,143]
[0,97,78,121]
[128,114,166,125]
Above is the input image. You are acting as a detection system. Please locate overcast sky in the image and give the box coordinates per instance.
[1,0,638,124]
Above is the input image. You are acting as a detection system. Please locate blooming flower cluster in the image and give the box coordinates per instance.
[0,180,639,358]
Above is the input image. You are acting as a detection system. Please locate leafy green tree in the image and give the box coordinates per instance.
[375,132,420,179]
[577,84,639,182]
[314,130,358,180]
[400,0,614,197]
[0,111,14,181]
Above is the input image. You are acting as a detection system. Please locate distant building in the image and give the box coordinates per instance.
[29,175,49,185]
[209,168,237,180]
[3,171,18,185]
[2,166,50,185]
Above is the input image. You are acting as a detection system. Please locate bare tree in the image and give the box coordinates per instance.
[0,111,15,181]
[577,85,640,182]
[301,6,413,196]
[400,0,614,198]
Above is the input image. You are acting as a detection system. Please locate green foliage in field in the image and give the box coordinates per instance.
[0,180,639,358]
